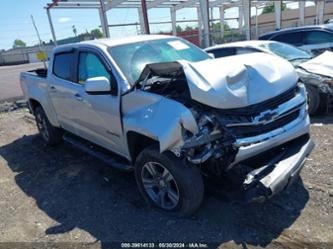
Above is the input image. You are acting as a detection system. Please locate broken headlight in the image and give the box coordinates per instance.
[296,68,333,94]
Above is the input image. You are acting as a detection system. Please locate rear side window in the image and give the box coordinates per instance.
[273,32,303,46]
[304,31,333,44]
[236,47,259,55]
[53,52,74,81]
[208,48,236,58]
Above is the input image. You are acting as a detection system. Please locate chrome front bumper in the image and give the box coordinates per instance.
[240,135,314,203]
[232,110,310,165]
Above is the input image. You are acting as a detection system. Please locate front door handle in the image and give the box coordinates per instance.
[50,86,57,92]
[74,93,83,101]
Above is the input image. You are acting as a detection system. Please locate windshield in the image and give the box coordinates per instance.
[259,41,313,62]
[108,38,210,84]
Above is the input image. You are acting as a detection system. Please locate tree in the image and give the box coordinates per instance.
[176,25,183,33]
[72,25,77,37]
[13,39,26,48]
[175,25,198,33]
[185,25,195,32]
[210,21,238,44]
[212,21,231,32]
[261,2,288,15]
[90,28,103,39]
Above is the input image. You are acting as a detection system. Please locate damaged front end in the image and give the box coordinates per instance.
[296,51,333,108]
[131,61,240,172]
[296,67,333,96]
[125,57,313,202]
[180,81,313,188]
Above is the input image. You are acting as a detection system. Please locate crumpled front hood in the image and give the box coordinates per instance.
[298,51,333,78]
[179,52,298,109]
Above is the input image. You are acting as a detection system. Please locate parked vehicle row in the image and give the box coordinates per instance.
[21,35,314,216]
[259,24,333,55]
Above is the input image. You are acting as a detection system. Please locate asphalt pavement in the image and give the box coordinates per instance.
[0,62,44,102]
[0,107,332,248]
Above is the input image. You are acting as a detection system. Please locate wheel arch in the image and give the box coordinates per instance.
[28,98,41,114]
[126,131,160,163]
[28,98,60,127]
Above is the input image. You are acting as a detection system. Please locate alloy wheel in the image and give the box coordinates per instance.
[36,113,49,141]
[141,161,180,210]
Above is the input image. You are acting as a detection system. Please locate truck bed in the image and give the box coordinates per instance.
[26,68,48,78]
[20,68,50,111]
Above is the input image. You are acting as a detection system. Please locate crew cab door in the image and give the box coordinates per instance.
[50,48,125,156]
[49,50,79,134]
[72,48,125,156]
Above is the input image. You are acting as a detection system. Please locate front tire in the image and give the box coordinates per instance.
[306,85,320,115]
[135,146,204,216]
[34,106,63,146]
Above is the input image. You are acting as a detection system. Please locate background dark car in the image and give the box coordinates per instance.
[259,24,333,55]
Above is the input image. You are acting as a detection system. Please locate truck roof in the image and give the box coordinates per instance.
[82,35,173,47]
[53,35,173,54]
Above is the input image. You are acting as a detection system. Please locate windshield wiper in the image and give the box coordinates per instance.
[289,57,311,62]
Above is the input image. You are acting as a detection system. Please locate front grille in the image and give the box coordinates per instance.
[214,85,304,139]
[228,110,300,138]
[218,86,297,117]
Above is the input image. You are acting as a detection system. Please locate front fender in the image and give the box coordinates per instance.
[122,90,198,152]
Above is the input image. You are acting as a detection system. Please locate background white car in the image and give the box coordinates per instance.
[206,40,333,115]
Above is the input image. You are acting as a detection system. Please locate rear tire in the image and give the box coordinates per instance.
[306,85,320,116]
[317,92,329,115]
[135,146,204,217]
[34,106,63,146]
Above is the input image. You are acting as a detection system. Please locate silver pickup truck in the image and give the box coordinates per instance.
[20,35,314,216]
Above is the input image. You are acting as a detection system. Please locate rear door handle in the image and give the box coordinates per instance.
[74,93,83,101]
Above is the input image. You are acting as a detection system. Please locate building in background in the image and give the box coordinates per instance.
[0,33,94,66]
[251,1,333,38]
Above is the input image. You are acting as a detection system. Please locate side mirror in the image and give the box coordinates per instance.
[85,76,111,94]
[208,53,215,59]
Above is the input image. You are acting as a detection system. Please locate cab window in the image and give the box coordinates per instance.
[236,47,259,55]
[274,32,303,46]
[208,48,236,58]
[304,31,333,44]
[53,52,75,81]
[78,52,110,84]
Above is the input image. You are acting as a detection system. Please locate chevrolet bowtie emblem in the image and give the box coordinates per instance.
[255,110,278,123]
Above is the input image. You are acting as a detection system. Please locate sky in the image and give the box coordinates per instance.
[0,0,242,50]
[0,0,308,50]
